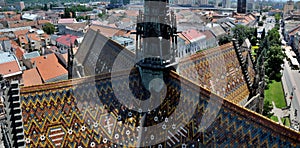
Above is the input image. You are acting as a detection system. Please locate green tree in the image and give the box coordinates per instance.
[232,25,257,46]
[63,8,71,18]
[265,45,285,79]
[218,35,232,45]
[43,4,48,11]
[275,13,281,23]
[262,15,266,20]
[263,101,274,118]
[268,28,280,46]
[258,21,263,26]
[42,23,55,34]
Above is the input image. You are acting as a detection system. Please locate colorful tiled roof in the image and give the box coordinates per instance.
[19,69,300,147]
[178,43,250,104]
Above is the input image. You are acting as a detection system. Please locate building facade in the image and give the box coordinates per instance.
[237,0,247,13]
[283,0,294,15]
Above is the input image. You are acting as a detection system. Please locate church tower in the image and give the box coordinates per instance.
[135,0,178,90]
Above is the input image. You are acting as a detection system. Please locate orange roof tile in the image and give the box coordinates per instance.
[0,61,22,77]
[14,29,29,38]
[22,68,43,86]
[125,10,138,17]
[10,40,19,47]
[19,35,28,44]
[30,53,67,82]
[0,37,9,41]
[15,47,25,60]
[27,33,41,42]
[37,20,50,25]
[9,21,37,28]
[89,25,127,38]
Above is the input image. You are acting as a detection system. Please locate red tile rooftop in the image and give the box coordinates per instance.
[19,35,28,45]
[0,61,22,78]
[13,29,29,38]
[37,20,50,25]
[89,25,127,38]
[56,34,78,47]
[30,53,67,82]
[22,68,43,86]
[14,47,25,60]
[182,29,205,42]
[0,37,9,41]
[57,18,77,24]
[9,21,37,28]
[27,33,41,42]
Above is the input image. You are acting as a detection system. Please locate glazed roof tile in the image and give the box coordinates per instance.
[178,43,250,103]
[19,69,300,147]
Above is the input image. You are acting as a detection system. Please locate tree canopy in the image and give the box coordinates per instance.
[63,5,93,18]
[275,13,281,24]
[259,27,285,81]
[42,23,55,34]
[218,35,232,45]
[263,101,274,118]
[232,24,257,46]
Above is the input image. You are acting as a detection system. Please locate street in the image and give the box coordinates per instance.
[282,58,300,130]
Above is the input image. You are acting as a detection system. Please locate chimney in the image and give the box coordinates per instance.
[32,61,36,68]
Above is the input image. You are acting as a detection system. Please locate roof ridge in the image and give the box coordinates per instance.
[179,42,233,63]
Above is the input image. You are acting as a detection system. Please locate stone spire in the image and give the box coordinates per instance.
[135,0,178,90]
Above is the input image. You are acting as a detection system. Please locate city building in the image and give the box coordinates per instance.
[0,0,5,7]
[222,0,231,8]
[22,68,42,86]
[14,1,25,11]
[202,30,218,49]
[58,22,89,37]
[111,36,135,51]
[56,34,79,52]
[237,0,247,13]
[0,52,22,80]
[283,0,294,15]
[199,0,208,5]
[178,29,207,58]
[26,53,68,83]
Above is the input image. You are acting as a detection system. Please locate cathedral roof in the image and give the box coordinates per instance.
[19,69,300,147]
[178,43,251,104]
